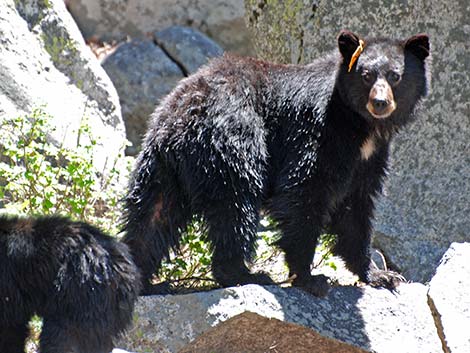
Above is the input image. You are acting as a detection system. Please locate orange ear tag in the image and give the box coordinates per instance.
[348,39,365,72]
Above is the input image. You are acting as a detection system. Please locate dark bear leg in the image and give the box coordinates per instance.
[269,191,331,297]
[38,319,67,353]
[330,193,404,289]
[212,254,274,287]
[330,196,372,281]
[276,219,331,297]
[40,319,113,353]
[207,198,274,287]
[0,323,29,353]
[325,144,404,289]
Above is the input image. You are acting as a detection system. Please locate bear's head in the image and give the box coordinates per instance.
[336,30,430,129]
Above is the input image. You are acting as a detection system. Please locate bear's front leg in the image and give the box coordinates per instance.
[329,185,405,290]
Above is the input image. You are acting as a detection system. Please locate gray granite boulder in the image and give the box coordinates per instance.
[153,26,224,74]
[0,0,126,172]
[117,283,441,353]
[66,0,253,55]
[245,0,470,283]
[428,242,470,353]
[245,0,317,64]
[101,39,184,155]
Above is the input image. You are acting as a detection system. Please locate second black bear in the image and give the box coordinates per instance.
[123,31,431,296]
[0,215,141,353]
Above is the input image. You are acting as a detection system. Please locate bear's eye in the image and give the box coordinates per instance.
[361,71,374,85]
[387,71,401,85]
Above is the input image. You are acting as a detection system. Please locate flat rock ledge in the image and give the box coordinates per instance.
[116,242,469,353]
[116,283,439,353]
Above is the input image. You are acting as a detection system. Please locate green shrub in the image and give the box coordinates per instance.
[255,216,338,282]
[159,218,214,291]
[0,107,129,234]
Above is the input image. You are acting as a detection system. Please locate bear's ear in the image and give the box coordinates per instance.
[338,30,361,60]
[404,34,430,61]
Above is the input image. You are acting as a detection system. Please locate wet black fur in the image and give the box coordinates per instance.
[0,215,141,353]
[123,31,430,296]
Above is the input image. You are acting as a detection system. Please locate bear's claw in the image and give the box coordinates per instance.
[368,269,406,290]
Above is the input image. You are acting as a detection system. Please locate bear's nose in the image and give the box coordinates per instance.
[372,98,389,113]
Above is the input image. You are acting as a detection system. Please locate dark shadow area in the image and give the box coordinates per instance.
[263,285,372,351]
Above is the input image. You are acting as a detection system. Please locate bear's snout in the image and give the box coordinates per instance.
[366,78,396,118]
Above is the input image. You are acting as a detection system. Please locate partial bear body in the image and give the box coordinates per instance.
[0,215,140,353]
[123,31,430,296]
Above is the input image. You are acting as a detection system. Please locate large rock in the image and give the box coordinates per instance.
[245,0,470,283]
[179,311,369,353]
[101,39,184,155]
[153,26,224,74]
[0,0,126,171]
[66,0,254,55]
[117,284,441,353]
[245,0,317,64]
[102,27,223,155]
[428,242,470,353]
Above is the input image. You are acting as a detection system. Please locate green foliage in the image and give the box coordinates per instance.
[256,216,282,267]
[25,316,41,353]
[314,233,338,271]
[159,218,214,291]
[0,107,129,234]
[257,216,338,274]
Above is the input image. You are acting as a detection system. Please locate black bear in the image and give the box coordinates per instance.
[123,30,430,297]
[0,214,141,353]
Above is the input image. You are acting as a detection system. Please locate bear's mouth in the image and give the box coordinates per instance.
[366,100,396,119]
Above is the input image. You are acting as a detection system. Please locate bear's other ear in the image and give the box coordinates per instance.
[404,34,430,61]
[338,30,361,60]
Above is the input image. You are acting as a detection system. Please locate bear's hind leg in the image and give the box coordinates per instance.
[190,105,273,287]
[206,196,274,288]
[330,194,404,290]
[0,323,29,353]
[40,319,113,353]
